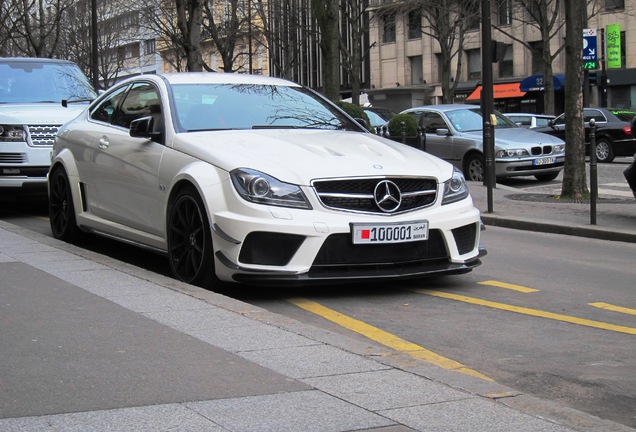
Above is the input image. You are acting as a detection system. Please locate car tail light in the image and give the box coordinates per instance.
[624,125,631,136]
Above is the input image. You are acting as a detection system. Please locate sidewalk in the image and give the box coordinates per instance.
[1,186,635,432]
[468,180,636,244]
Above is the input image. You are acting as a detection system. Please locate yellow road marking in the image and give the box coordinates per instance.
[589,302,636,316]
[478,280,539,293]
[412,289,636,335]
[288,297,493,381]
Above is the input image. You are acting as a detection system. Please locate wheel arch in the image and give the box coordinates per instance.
[462,149,484,172]
[49,149,83,214]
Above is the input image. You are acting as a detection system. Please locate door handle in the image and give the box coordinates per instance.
[98,137,110,149]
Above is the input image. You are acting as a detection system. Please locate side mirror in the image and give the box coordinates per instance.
[130,116,161,140]
[436,128,450,136]
[354,117,371,132]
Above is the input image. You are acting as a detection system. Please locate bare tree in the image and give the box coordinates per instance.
[0,1,20,56]
[378,0,480,104]
[493,0,563,115]
[340,0,373,106]
[561,0,587,200]
[202,0,250,72]
[3,0,73,58]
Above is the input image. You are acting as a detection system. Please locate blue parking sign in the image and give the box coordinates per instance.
[583,28,598,62]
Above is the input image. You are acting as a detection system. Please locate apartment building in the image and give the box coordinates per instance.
[365,0,636,114]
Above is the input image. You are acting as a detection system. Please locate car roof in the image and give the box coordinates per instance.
[159,72,301,87]
[401,104,475,114]
[0,57,76,65]
[505,113,554,117]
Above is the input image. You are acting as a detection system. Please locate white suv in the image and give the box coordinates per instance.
[0,57,95,199]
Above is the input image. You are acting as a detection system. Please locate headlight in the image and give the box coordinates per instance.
[0,125,26,142]
[442,168,469,205]
[553,144,565,153]
[231,168,311,209]
[496,148,529,158]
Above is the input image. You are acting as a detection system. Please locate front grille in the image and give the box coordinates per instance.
[312,230,448,268]
[0,153,27,163]
[531,145,558,155]
[313,177,438,214]
[28,125,61,146]
[0,166,49,177]
[452,223,477,255]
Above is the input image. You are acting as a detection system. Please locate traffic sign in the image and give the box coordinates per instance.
[582,28,598,67]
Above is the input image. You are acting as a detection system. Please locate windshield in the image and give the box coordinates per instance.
[0,61,96,103]
[446,108,518,132]
[172,83,361,132]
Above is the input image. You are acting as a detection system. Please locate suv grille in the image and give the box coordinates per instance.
[313,177,438,214]
[0,153,27,163]
[28,125,62,146]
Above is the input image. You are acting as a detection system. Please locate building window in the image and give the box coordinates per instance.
[382,13,396,43]
[530,41,545,74]
[498,44,513,77]
[605,0,624,10]
[144,39,155,55]
[497,0,513,26]
[467,49,481,80]
[408,10,421,39]
[409,55,423,85]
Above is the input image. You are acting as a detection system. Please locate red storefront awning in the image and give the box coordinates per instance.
[466,83,525,101]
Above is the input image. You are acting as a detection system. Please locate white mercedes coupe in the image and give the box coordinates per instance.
[49,73,485,289]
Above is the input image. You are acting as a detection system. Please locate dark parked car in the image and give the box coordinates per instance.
[363,106,396,135]
[534,107,636,163]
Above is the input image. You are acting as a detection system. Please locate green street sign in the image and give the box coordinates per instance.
[583,61,598,70]
[606,24,621,69]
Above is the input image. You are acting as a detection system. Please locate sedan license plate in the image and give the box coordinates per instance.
[352,221,428,244]
[533,157,556,166]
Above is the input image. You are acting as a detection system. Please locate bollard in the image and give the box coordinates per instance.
[589,119,597,225]
[401,121,406,144]
[418,126,426,152]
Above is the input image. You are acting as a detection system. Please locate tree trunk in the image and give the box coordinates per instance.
[560,0,587,200]
[176,0,204,72]
[312,0,340,101]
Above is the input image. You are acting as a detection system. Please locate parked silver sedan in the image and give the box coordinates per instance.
[400,105,565,182]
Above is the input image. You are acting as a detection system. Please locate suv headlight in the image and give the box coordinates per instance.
[0,125,26,142]
[496,148,529,158]
[231,168,311,209]
[442,168,469,205]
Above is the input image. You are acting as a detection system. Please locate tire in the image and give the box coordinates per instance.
[595,138,615,163]
[535,172,560,182]
[464,153,484,182]
[167,186,219,289]
[48,166,81,242]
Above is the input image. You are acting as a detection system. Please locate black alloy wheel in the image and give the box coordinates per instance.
[167,187,218,288]
[49,166,80,242]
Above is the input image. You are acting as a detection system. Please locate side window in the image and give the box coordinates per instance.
[421,112,447,133]
[90,85,128,123]
[112,82,161,129]
[584,110,606,123]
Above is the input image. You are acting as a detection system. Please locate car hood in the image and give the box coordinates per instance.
[0,103,87,125]
[461,127,565,147]
[172,129,452,185]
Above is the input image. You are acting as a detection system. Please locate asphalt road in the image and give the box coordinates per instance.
[1,158,634,428]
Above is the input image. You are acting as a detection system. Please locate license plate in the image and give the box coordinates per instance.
[352,221,429,244]
[533,157,556,166]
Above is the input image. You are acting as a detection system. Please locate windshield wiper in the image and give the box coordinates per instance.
[252,125,300,129]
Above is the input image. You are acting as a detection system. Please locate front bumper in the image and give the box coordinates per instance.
[207,185,484,286]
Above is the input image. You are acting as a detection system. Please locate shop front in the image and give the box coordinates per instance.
[465,82,526,112]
